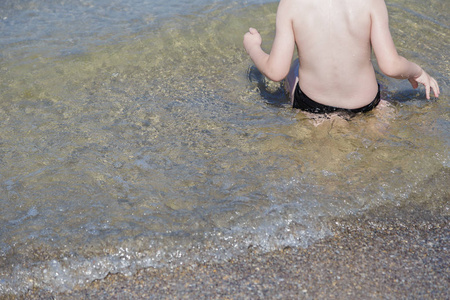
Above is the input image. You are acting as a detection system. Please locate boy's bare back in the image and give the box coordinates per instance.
[291,0,377,108]
[244,0,439,110]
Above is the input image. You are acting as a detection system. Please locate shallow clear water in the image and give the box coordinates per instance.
[0,0,448,295]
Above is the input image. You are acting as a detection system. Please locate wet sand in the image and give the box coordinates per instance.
[21,189,449,300]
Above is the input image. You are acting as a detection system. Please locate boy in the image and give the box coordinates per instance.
[243,0,440,114]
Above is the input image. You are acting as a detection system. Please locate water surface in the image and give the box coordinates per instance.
[0,0,448,295]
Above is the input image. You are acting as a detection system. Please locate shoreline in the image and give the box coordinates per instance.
[22,198,449,299]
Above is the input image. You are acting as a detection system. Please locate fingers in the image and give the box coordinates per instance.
[248,27,258,34]
[431,77,440,98]
[425,75,440,99]
[408,78,419,89]
[415,70,440,100]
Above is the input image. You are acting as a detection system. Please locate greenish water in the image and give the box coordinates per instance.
[0,0,448,295]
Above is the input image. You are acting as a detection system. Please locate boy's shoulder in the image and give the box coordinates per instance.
[280,0,384,7]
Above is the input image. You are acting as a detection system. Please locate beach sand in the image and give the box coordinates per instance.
[20,201,448,299]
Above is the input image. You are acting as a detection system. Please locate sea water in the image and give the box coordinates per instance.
[0,0,448,295]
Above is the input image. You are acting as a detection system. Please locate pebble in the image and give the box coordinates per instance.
[23,201,449,299]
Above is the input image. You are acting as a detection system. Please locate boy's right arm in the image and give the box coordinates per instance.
[243,0,295,82]
[370,0,439,99]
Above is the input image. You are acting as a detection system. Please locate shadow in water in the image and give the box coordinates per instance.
[376,70,434,104]
[247,65,289,107]
[385,88,433,103]
[249,66,435,109]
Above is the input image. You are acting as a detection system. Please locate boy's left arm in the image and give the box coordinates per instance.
[244,0,295,82]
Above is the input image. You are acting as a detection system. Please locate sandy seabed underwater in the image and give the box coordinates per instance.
[0,0,448,295]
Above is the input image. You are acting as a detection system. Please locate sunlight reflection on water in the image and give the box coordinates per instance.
[0,0,448,295]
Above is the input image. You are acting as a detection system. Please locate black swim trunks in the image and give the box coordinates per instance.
[293,83,381,114]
